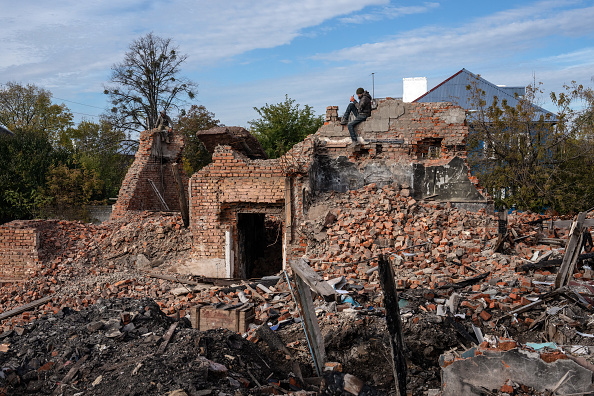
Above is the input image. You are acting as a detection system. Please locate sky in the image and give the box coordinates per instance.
[2,0,594,129]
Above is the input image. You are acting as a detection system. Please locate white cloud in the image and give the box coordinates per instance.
[1,0,593,127]
[339,2,439,24]
[0,0,385,74]
[537,48,594,67]
[313,1,594,69]
[0,0,386,108]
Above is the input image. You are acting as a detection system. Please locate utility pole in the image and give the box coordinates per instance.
[371,73,375,99]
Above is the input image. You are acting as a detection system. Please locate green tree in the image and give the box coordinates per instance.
[549,82,594,213]
[0,82,73,144]
[467,79,594,213]
[66,120,134,201]
[0,132,66,223]
[43,162,103,220]
[249,95,323,158]
[104,32,197,134]
[177,105,220,174]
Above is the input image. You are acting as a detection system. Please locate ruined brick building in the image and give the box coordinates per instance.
[184,98,489,279]
[0,98,489,282]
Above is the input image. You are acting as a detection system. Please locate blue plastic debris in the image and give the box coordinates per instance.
[526,342,558,350]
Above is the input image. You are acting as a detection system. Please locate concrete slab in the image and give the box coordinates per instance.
[441,348,593,395]
[439,108,465,124]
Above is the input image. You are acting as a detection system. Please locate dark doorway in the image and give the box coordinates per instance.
[238,213,283,279]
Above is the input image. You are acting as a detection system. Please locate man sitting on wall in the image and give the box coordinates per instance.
[341,87,371,146]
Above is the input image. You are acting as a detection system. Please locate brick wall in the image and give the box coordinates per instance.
[0,221,43,281]
[320,99,468,163]
[111,129,188,220]
[188,99,489,278]
[188,139,316,276]
[318,99,487,197]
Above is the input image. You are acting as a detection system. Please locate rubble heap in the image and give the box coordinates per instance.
[1,182,594,394]
[0,298,280,395]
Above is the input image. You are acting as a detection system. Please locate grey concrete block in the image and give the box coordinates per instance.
[439,108,465,124]
[360,117,389,133]
[441,348,593,396]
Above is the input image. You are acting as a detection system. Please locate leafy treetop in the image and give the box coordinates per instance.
[249,95,323,159]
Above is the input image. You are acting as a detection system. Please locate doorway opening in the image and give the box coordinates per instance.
[237,213,283,279]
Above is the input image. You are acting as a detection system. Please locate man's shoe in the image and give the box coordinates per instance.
[340,117,348,125]
[357,137,367,145]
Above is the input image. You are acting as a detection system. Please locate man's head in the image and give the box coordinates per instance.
[160,110,166,116]
[356,87,365,98]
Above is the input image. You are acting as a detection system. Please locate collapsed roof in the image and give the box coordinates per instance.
[196,126,267,160]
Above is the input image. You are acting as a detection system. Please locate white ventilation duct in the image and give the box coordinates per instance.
[403,77,427,103]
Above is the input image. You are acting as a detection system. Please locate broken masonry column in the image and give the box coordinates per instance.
[377,254,407,396]
[111,128,188,220]
[325,106,339,124]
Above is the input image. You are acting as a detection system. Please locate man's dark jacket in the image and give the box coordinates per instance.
[358,91,372,117]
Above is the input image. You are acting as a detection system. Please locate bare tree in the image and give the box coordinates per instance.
[104,33,197,134]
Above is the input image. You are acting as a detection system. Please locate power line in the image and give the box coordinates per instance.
[53,96,105,110]
[71,111,100,118]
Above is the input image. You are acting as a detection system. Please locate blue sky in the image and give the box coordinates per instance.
[2,0,594,128]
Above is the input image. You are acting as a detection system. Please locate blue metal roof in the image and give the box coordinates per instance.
[413,69,557,122]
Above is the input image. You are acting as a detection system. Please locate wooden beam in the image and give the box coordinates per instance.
[241,281,266,302]
[293,274,326,376]
[157,322,178,355]
[0,295,53,321]
[60,354,88,384]
[556,212,587,288]
[377,254,407,396]
[145,272,201,286]
[506,287,567,316]
[518,252,594,272]
[289,259,335,301]
[552,218,594,229]
[171,163,189,227]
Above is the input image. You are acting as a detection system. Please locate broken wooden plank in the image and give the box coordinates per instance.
[256,324,291,358]
[256,283,275,295]
[493,233,508,253]
[157,322,178,355]
[445,313,479,346]
[437,272,490,290]
[377,254,407,396]
[552,218,594,229]
[518,252,594,272]
[293,272,326,376]
[241,281,266,302]
[145,272,202,286]
[506,287,566,316]
[561,289,593,311]
[537,238,565,246]
[289,258,336,301]
[556,212,587,288]
[0,295,53,321]
[172,163,189,228]
[61,354,88,384]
